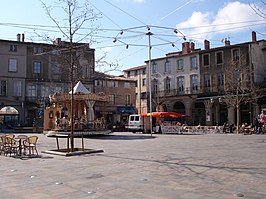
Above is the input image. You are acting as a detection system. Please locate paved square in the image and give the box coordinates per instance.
[1,132,266,199]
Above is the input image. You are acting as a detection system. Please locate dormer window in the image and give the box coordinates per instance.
[34,47,43,54]
[10,45,17,52]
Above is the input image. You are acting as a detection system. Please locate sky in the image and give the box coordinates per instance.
[0,0,265,75]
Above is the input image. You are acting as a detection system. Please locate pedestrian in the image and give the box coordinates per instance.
[259,110,266,134]
[254,116,259,134]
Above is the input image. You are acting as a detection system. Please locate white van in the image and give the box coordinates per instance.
[126,114,151,133]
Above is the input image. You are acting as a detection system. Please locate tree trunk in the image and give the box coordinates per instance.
[236,105,240,134]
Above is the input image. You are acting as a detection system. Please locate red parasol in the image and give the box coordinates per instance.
[140,112,185,118]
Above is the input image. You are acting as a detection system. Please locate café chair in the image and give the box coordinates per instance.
[0,135,5,155]
[3,136,19,156]
[5,134,15,138]
[16,135,28,155]
[23,136,38,156]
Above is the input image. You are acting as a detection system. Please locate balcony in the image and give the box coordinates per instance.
[25,97,50,105]
[150,86,202,98]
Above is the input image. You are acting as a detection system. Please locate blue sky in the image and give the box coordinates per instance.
[0,0,265,75]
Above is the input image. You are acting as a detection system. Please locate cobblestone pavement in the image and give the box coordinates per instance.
[0,132,266,199]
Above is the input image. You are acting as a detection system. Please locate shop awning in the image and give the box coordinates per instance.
[140,112,186,118]
[117,106,135,114]
[0,106,19,115]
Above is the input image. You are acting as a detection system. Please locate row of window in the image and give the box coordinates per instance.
[6,59,62,74]
[7,59,42,73]
[95,80,132,88]
[27,84,63,97]
[202,49,240,66]
[127,68,146,77]
[204,72,224,88]
[0,80,68,98]
[0,80,22,97]
[149,48,241,74]
[151,75,199,94]
[150,72,224,94]
[9,45,43,54]
[152,56,198,74]
[109,94,131,105]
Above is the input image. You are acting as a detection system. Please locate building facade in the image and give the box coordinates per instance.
[123,65,147,114]
[0,36,27,128]
[94,72,136,129]
[125,32,266,126]
[0,35,135,130]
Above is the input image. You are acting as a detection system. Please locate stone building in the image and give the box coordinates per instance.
[123,65,147,114]
[0,35,135,130]
[0,34,27,128]
[94,72,136,129]
[125,32,266,126]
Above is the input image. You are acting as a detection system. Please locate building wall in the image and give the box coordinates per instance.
[251,40,266,84]
[1,36,97,127]
[124,66,147,114]
[127,36,266,126]
[94,76,136,128]
[0,39,27,125]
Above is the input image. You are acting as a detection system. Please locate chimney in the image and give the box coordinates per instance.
[21,33,25,42]
[182,42,190,54]
[252,31,257,42]
[54,38,62,46]
[224,38,230,46]
[190,42,195,51]
[204,40,210,50]
[17,34,21,42]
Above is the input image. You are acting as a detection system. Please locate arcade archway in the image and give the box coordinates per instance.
[173,101,186,114]
[0,106,19,130]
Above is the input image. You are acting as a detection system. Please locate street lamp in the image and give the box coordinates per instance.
[147,31,153,136]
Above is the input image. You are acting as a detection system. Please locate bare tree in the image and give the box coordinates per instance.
[250,1,266,20]
[40,0,101,152]
[221,53,258,133]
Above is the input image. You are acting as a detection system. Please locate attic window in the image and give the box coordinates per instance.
[10,45,17,52]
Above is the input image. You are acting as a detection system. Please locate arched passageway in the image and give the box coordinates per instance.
[0,106,19,130]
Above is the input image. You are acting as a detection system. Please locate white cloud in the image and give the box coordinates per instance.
[176,1,262,41]
[177,11,213,39]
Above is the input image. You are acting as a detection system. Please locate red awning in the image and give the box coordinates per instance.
[140,112,186,118]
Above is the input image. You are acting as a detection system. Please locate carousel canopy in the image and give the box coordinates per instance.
[0,106,19,115]
[69,81,90,94]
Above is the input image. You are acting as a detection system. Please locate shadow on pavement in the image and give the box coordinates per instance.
[85,134,156,140]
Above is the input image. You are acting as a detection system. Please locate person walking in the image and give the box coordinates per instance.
[259,110,266,134]
[254,116,260,134]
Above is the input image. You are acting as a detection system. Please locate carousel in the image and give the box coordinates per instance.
[43,81,111,135]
